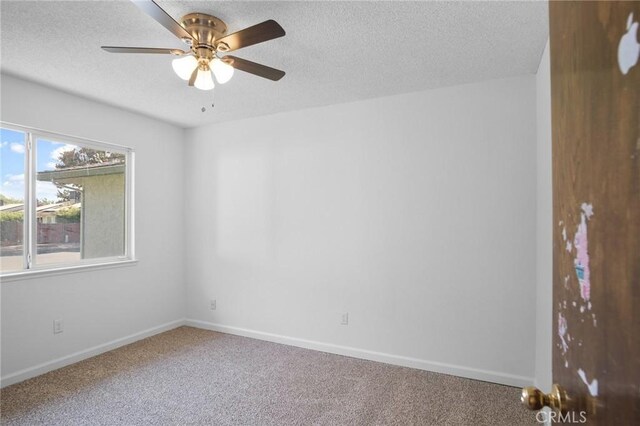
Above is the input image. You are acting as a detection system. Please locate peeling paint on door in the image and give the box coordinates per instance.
[558,312,569,354]
[578,368,599,397]
[574,204,593,302]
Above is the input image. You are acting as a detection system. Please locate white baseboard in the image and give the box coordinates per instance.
[1,318,533,389]
[1,318,186,388]
[186,319,533,388]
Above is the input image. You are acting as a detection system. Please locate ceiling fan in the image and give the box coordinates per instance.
[102,0,286,91]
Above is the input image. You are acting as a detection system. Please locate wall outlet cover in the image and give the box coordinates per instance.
[53,319,63,334]
[341,313,349,325]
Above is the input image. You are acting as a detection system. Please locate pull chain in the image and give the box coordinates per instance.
[201,91,215,113]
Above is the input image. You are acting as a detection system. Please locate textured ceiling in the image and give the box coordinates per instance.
[0,1,548,128]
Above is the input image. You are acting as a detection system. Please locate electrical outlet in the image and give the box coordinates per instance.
[341,313,349,326]
[210,299,217,310]
[53,319,63,334]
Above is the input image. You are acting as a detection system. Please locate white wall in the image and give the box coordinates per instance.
[1,71,545,389]
[184,75,538,386]
[0,74,186,385]
[535,41,552,390]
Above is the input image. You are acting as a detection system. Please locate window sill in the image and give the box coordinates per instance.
[0,259,138,282]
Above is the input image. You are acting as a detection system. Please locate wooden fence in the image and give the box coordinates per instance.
[1,222,81,246]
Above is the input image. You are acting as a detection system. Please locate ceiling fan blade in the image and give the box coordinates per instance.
[102,46,187,55]
[222,56,285,81]
[216,20,285,52]
[131,0,193,41]
[188,67,198,86]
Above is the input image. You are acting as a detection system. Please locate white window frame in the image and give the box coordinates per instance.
[1,122,136,280]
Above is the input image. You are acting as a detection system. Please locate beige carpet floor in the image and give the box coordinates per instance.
[0,326,536,425]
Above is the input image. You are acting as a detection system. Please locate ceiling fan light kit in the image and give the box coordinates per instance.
[172,55,198,80]
[211,58,234,84]
[102,0,286,93]
[194,66,215,91]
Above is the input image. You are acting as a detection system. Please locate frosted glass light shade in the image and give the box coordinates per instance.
[194,68,215,91]
[211,58,234,84]
[172,56,198,80]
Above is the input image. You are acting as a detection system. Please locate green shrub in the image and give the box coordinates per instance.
[0,194,22,204]
[0,211,24,222]
[55,206,81,222]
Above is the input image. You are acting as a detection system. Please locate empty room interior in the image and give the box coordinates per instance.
[1,1,639,425]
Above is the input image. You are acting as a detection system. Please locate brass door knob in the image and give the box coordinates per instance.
[521,384,569,414]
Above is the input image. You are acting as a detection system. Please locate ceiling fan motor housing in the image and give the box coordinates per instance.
[181,13,229,53]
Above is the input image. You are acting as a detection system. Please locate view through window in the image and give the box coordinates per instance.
[0,128,26,272]
[0,126,133,274]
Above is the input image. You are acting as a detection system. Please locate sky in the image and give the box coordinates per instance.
[0,128,78,202]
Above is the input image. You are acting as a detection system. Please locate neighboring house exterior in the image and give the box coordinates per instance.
[37,162,125,259]
[0,201,80,246]
[38,202,81,224]
[0,203,24,213]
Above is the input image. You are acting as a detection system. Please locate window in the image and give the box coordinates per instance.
[0,123,134,276]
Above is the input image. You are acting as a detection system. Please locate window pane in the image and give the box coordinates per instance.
[0,128,26,272]
[35,139,126,265]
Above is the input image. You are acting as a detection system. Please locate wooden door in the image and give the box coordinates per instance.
[550,1,640,423]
